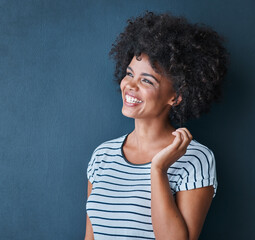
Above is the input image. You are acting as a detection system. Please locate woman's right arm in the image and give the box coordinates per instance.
[84,180,94,240]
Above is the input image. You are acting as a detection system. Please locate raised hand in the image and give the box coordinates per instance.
[151,128,193,173]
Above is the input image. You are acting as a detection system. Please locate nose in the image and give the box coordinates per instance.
[126,77,139,90]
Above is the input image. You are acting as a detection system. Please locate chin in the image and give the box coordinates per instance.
[121,108,137,119]
[121,109,132,118]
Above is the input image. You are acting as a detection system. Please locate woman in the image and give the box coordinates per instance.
[85,11,229,240]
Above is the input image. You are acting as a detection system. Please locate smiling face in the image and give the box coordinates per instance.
[120,53,180,122]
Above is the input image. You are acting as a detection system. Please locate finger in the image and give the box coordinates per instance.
[176,128,190,141]
[179,127,193,140]
[176,129,189,145]
[171,131,183,149]
[175,129,191,150]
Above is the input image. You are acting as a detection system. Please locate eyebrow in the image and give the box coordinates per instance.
[127,66,160,83]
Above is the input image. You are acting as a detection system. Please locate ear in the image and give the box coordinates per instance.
[168,94,182,107]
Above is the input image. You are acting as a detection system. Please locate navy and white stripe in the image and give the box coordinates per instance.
[86,133,217,239]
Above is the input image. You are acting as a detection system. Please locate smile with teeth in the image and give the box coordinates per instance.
[125,94,143,104]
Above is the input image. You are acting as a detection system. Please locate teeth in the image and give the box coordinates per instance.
[125,95,142,103]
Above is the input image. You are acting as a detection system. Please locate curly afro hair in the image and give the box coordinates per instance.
[109,10,230,127]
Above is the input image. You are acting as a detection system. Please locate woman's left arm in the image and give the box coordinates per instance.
[151,128,214,240]
[151,166,214,240]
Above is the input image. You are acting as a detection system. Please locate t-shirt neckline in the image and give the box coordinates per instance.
[120,132,152,166]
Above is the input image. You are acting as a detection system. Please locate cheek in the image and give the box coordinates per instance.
[144,89,158,100]
[120,79,126,91]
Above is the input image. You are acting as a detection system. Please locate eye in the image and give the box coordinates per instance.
[125,72,154,86]
[126,72,133,77]
[142,79,153,85]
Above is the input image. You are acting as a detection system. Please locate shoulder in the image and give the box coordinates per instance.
[174,138,216,175]
[87,134,127,182]
[91,133,127,157]
[184,138,215,162]
[173,139,218,197]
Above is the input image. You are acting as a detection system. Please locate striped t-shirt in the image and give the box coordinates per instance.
[86,133,217,240]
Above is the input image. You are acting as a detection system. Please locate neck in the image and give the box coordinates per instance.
[130,118,176,152]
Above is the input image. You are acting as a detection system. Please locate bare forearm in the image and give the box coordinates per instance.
[151,166,189,240]
[85,214,94,240]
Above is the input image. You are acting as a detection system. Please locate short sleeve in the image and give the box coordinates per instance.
[176,148,218,198]
[87,149,98,185]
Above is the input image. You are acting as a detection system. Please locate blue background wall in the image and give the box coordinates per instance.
[0,0,254,239]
